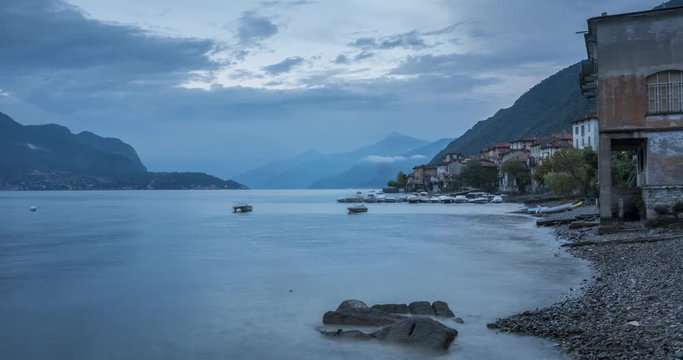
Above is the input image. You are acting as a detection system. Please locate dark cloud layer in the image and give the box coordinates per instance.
[0,0,216,75]
[263,56,304,75]
[235,10,279,45]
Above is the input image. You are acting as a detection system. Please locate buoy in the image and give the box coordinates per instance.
[29,206,37,212]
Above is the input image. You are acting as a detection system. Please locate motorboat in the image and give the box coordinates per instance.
[407,195,420,204]
[384,196,398,203]
[491,195,503,203]
[337,194,364,203]
[233,203,253,213]
[454,195,467,203]
[429,196,441,203]
[364,194,378,203]
[467,197,489,204]
[439,195,455,204]
[376,194,387,203]
[348,204,368,214]
[528,202,575,214]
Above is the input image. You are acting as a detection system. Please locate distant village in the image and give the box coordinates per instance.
[402,112,598,195]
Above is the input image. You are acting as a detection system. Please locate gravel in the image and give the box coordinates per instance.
[493,219,683,359]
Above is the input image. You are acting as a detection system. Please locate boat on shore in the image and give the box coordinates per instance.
[347,204,368,214]
[407,195,420,204]
[439,195,455,204]
[233,203,253,213]
[454,195,467,203]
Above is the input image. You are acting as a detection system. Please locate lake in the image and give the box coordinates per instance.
[0,190,589,359]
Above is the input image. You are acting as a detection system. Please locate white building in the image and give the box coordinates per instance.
[572,113,599,150]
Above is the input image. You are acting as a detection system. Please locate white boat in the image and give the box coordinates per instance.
[467,197,488,204]
[439,195,455,204]
[384,196,398,203]
[429,196,441,203]
[364,194,378,203]
[454,195,467,203]
[407,195,420,204]
[376,194,386,203]
[233,203,253,213]
[337,194,364,203]
[491,195,503,203]
[348,204,368,214]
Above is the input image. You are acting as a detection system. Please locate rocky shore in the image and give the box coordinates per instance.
[493,210,683,359]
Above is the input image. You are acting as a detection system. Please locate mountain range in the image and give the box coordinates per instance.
[430,62,594,163]
[235,134,452,189]
[0,112,246,190]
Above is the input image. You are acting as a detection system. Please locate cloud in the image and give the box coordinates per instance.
[347,23,464,52]
[333,54,350,64]
[236,10,279,45]
[364,154,425,164]
[263,56,304,75]
[0,0,217,75]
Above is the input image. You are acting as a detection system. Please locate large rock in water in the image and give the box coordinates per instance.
[432,301,455,317]
[372,317,458,350]
[409,301,435,315]
[371,304,410,314]
[323,299,403,326]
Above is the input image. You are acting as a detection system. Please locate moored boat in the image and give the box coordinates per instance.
[491,195,503,203]
[337,194,364,203]
[233,203,253,213]
[438,195,454,204]
[407,195,420,204]
[454,195,467,203]
[348,204,368,214]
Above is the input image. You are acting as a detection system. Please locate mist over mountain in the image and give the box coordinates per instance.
[0,112,246,190]
[236,134,450,189]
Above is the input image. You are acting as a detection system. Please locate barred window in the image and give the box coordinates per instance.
[647,70,683,114]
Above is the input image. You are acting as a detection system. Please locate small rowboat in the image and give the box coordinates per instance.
[348,204,368,214]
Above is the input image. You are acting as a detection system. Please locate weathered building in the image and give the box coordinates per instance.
[581,7,683,220]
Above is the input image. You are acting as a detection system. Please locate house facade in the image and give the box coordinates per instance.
[581,7,683,220]
[572,112,599,150]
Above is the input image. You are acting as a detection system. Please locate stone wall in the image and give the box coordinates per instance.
[642,185,683,219]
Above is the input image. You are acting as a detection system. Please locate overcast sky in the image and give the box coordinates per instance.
[0,0,663,177]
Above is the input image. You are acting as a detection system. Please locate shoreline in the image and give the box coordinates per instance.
[492,208,683,359]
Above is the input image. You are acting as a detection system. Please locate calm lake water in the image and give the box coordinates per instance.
[0,190,590,359]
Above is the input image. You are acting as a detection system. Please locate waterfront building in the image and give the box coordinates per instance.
[581,6,683,221]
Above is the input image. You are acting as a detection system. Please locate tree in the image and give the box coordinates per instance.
[460,160,498,191]
[500,161,530,193]
[612,152,637,188]
[533,148,598,198]
[387,171,408,188]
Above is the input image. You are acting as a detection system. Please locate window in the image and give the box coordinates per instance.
[647,70,683,114]
[575,126,579,135]
[582,138,585,147]
[588,137,591,147]
[575,139,579,148]
[581,125,585,136]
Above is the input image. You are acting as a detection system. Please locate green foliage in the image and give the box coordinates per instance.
[501,161,530,193]
[460,161,499,191]
[387,171,408,188]
[611,152,637,188]
[446,177,464,192]
[533,148,598,198]
[544,172,581,198]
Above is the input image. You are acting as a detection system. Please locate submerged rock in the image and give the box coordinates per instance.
[371,304,410,314]
[319,328,373,340]
[432,301,455,317]
[409,301,435,315]
[372,317,458,350]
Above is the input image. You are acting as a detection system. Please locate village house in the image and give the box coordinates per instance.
[572,112,599,150]
[479,143,511,165]
[529,133,572,164]
[581,6,683,221]
[509,137,537,151]
[499,149,532,193]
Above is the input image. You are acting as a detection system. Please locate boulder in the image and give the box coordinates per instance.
[371,304,410,314]
[319,328,373,340]
[432,301,455,317]
[409,301,434,315]
[372,317,458,350]
[323,300,402,326]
